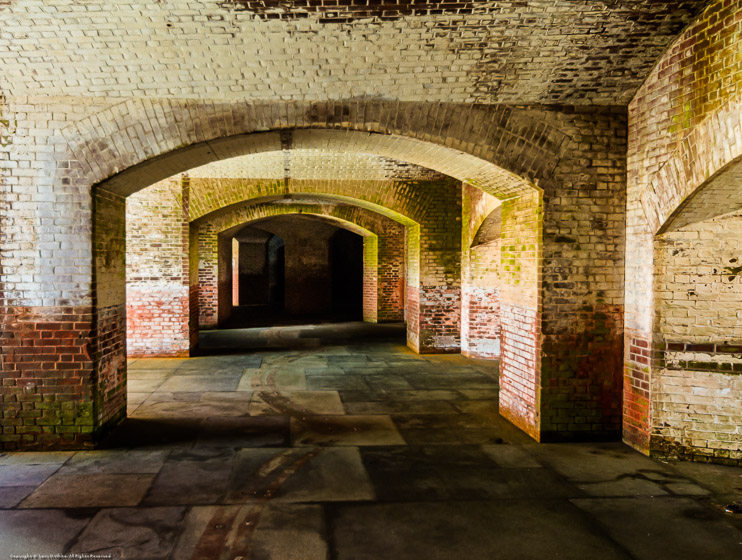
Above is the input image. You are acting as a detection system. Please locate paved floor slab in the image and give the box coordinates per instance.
[572,496,742,559]
[292,415,406,446]
[331,500,632,560]
[20,474,155,508]
[249,390,345,416]
[226,447,374,504]
[0,509,95,556]
[69,506,186,558]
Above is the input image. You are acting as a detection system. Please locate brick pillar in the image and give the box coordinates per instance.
[218,234,234,325]
[406,183,462,354]
[461,185,501,359]
[377,221,405,322]
[197,224,219,328]
[94,189,129,434]
[362,237,379,323]
[498,191,543,440]
[125,178,193,357]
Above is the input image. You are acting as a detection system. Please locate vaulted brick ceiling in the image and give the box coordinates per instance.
[0,0,708,104]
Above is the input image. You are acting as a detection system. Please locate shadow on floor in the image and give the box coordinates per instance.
[194,320,407,355]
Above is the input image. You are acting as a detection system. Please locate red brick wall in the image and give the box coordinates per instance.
[0,306,95,450]
[376,221,406,322]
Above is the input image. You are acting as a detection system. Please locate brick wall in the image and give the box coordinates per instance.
[410,181,462,353]
[1,95,628,448]
[188,218,200,350]
[652,210,742,464]
[627,0,742,458]
[125,178,192,357]
[188,178,458,349]
[539,107,627,442]
[194,201,406,328]
[377,220,406,323]
[217,233,233,326]
[0,306,95,450]
[197,223,219,329]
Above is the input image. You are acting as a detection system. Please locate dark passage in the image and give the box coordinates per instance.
[225,215,364,328]
[330,228,364,320]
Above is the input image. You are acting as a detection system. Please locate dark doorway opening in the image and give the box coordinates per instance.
[330,228,364,321]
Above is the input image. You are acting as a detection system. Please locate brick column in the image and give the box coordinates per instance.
[461,185,501,359]
[406,183,462,354]
[126,178,193,357]
[197,224,219,329]
[362,237,379,323]
[377,221,406,322]
[498,191,543,439]
[218,234,234,325]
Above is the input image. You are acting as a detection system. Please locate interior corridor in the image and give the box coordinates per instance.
[1,323,741,559]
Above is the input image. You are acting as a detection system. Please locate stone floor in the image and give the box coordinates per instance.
[1,322,742,559]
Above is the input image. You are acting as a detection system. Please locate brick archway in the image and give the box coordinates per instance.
[195,198,409,330]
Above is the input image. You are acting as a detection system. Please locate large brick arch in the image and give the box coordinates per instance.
[60,99,554,199]
[639,96,742,234]
[638,98,742,464]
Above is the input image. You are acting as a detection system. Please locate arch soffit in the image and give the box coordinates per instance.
[472,207,502,247]
[65,100,555,200]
